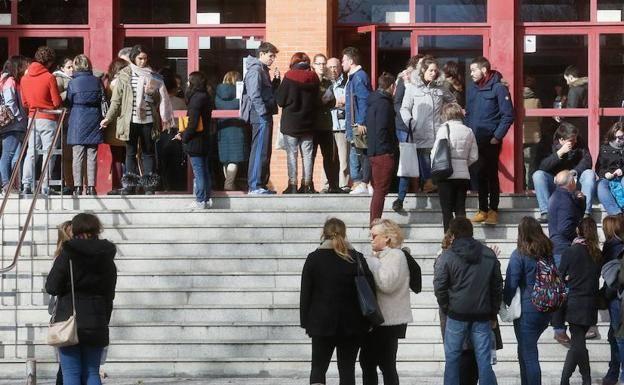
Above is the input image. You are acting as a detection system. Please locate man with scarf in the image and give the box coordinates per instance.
[465,56,514,226]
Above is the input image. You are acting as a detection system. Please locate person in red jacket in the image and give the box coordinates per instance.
[20,46,62,195]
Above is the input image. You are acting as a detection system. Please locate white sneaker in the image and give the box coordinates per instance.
[204,199,213,209]
[368,184,374,195]
[349,183,368,195]
[187,201,206,210]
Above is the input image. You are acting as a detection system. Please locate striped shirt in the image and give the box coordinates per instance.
[131,72,153,124]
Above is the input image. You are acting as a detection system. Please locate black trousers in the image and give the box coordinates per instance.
[311,335,360,385]
[312,130,339,189]
[477,141,502,212]
[126,122,155,175]
[360,325,406,385]
[561,324,591,384]
[437,179,469,233]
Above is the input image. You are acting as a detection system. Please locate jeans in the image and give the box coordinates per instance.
[22,118,57,189]
[533,169,596,214]
[310,335,360,385]
[126,122,155,175]
[189,156,211,202]
[0,133,22,187]
[284,134,313,184]
[349,144,370,183]
[247,117,273,191]
[444,317,497,385]
[58,344,104,385]
[418,148,432,180]
[513,311,551,385]
[477,141,502,212]
[598,178,624,215]
[438,179,470,233]
[369,153,395,223]
[607,298,624,382]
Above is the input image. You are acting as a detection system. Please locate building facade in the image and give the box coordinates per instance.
[0,0,622,193]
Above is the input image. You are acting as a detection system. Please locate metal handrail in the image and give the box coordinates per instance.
[0,108,67,274]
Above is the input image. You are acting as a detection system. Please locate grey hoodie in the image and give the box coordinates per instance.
[240,55,280,124]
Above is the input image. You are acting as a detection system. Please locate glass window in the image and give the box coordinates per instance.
[0,2,9,25]
[415,0,486,23]
[199,36,261,93]
[377,31,411,76]
[19,37,84,68]
[197,0,266,24]
[338,0,409,24]
[600,34,624,108]
[0,38,8,65]
[520,0,589,22]
[124,37,189,83]
[121,0,190,24]
[337,30,372,74]
[598,1,624,22]
[18,0,88,24]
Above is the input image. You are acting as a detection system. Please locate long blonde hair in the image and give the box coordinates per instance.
[321,218,352,262]
[54,221,72,258]
[222,71,241,85]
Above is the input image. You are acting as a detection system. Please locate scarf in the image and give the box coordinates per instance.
[477,70,494,88]
[610,140,624,150]
[129,63,174,128]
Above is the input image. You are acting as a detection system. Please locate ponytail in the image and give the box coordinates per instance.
[321,218,353,262]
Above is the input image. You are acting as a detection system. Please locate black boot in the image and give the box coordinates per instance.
[140,173,161,195]
[120,173,139,195]
[73,187,83,196]
[302,183,318,194]
[86,186,96,195]
[282,184,298,194]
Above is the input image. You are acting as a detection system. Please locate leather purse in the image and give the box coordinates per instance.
[431,123,454,182]
[47,260,79,347]
[178,116,204,133]
[354,253,384,327]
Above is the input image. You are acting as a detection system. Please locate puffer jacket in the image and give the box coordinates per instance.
[400,74,456,148]
[66,70,104,145]
[596,143,624,179]
[430,119,478,180]
[433,237,502,322]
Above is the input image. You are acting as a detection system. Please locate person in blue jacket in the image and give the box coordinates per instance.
[66,54,104,196]
[465,56,514,226]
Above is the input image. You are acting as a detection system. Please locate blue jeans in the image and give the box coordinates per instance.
[532,169,596,214]
[513,311,551,385]
[444,317,497,385]
[189,156,211,203]
[349,144,369,183]
[58,344,104,385]
[607,298,624,382]
[0,133,22,187]
[397,148,432,201]
[598,178,624,215]
[247,116,272,191]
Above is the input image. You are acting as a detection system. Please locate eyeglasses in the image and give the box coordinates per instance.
[616,135,624,141]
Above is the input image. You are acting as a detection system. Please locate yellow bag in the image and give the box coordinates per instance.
[178,116,204,133]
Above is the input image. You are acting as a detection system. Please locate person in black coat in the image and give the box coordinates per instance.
[45,213,117,385]
[559,217,601,385]
[300,217,375,385]
[596,122,624,215]
[366,72,397,224]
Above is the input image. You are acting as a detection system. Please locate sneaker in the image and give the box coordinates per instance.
[484,209,498,225]
[204,199,213,209]
[367,184,374,195]
[340,186,351,193]
[554,331,571,348]
[248,188,276,195]
[471,210,488,223]
[187,201,206,210]
[349,183,368,195]
[392,199,404,212]
[537,213,548,224]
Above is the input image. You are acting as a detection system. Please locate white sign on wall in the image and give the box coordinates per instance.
[524,35,536,53]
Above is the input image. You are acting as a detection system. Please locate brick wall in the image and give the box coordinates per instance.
[265,0,333,193]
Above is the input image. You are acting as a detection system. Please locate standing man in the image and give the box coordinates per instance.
[342,47,372,195]
[563,65,588,135]
[466,56,514,225]
[327,57,350,192]
[240,42,280,195]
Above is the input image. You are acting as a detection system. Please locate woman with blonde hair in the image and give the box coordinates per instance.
[360,218,412,385]
[300,217,374,385]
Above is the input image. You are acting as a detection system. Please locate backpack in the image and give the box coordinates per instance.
[402,248,422,294]
[531,256,568,312]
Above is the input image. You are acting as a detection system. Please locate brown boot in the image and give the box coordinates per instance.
[484,209,498,225]
[471,210,488,223]
[422,178,437,193]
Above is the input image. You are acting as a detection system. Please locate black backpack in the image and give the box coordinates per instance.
[403,248,422,294]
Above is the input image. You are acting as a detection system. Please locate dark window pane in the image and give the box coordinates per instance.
[121,0,189,24]
[337,30,372,74]
[598,1,624,22]
[338,0,409,23]
[19,37,84,68]
[415,0,486,23]
[199,36,260,94]
[521,0,589,22]
[0,0,9,24]
[124,37,189,83]
[18,0,88,24]
[600,34,624,108]
[0,38,7,65]
[197,0,265,23]
[377,31,410,76]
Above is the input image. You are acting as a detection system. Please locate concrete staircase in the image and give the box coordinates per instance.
[0,194,612,379]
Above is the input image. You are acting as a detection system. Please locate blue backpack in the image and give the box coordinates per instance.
[609,178,624,208]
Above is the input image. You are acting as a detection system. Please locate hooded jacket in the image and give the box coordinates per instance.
[400,74,456,148]
[537,135,592,176]
[45,238,117,347]
[240,55,280,124]
[559,242,600,326]
[365,89,397,157]
[433,237,502,322]
[20,62,62,121]
[596,143,624,179]
[66,70,104,145]
[215,83,239,110]
[276,67,320,137]
[465,70,514,143]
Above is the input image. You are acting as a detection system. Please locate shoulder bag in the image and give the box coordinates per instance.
[0,77,15,129]
[47,260,79,347]
[397,128,420,178]
[354,253,384,327]
[431,123,453,182]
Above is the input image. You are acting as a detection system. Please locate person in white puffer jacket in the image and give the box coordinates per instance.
[431,103,479,233]
[360,218,413,385]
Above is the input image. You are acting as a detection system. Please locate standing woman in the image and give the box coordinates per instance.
[54,57,75,194]
[66,55,103,195]
[431,103,478,233]
[360,218,412,385]
[45,213,117,385]
[503,217,553,385]
[174,71,213,209]
[0,55,29,193]
[300,217,375,385]
[596,122,624,215]
[559,217,601,385]
[103,58,129,195]
[101,44,175,194]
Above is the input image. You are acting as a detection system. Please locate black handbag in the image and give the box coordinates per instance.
[354,253,384,327]
[431,123,453,182]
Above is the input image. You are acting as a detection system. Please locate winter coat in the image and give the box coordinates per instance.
[66,71,104,146]
[0,74,27,136]
[430,120,478,180]
[566,77,588,109]
[344,66,371,140]
[215,83,247,164]
[365,247,413,326]
[504,250,550,314]
[523,87,542,144]
[53,70,72,104]
[559,242,600,326]
[465,70,514,144]
[104,76,125,147]
[548,187,586,256]
[596,143,624,179]
[443,79,465,109]
[315,77,336,132]
[182,90,212,156]
[20,62,62,121]
[300,240,375,337]
[276,68,320,137]
[45,238,117,347]
[240,55,280,124]
[365,90,397,157]
[537,135,592,176]
[433,237,503,322]
[400,75,456,149]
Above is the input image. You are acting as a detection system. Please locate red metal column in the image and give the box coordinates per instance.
[587,31,600,161]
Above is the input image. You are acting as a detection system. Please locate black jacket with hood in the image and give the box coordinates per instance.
[433,237,503,322]
[537,135,592,176]
[46,238,117,347]
[366,89,397,157]
[276,66,320,137]
[182,90,212,156]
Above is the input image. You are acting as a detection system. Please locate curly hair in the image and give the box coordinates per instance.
[34,46,56,66]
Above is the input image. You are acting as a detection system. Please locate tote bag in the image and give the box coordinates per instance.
[499,287,522,322]
[431,123,453,182]
[354,254,384,327]
[397,129,419,178]
[47,260,79,347]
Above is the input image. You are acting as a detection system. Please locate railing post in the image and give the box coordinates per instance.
[26,359,36,385]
